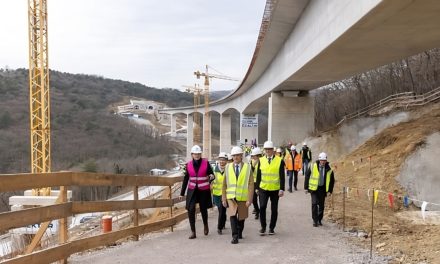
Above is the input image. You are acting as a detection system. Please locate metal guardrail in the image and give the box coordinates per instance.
[335,86,440,128]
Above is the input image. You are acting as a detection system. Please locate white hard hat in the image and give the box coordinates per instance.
[218,152,228,159]
[227,153,233,160]
[318,152,327,160]
[251,147,262,156]
[303,142,307,146]
[191,145,202,154]
[276,148,282,153]
[290,145,296,151]
[263,141,274,149]
[230,146,243,155]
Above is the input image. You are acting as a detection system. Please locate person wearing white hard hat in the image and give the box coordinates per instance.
[180,145,215,239]
[250,147,263,219]
[285,145,302,192]
[222,146,254,244]
[256,140,285,236]
[275,148,282,157]
[212,152,228,235]
[300,142,312,176]
[227,153,233,164]
[304,152,335,227]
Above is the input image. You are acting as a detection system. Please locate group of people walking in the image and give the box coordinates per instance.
[180,140,335,244]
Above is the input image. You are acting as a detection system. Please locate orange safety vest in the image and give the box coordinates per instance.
[284,150,302,171]
[293,152,302,171]
[284,151,293,170]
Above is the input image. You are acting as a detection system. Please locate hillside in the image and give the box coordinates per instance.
[325,103,440,263]
[0,68,196,174]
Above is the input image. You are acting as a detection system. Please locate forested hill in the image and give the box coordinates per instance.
[0,68,196,173]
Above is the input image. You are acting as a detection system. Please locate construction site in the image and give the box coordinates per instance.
[1,0,440,263]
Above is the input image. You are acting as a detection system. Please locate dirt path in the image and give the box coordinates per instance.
[71,176,390,263]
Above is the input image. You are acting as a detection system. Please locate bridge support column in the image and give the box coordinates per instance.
[170,114,176,137]
[202,113,212,160]
[219,114,232,153]
[186,113,193,160]
[240,113,258,147]
[268,92,314,147]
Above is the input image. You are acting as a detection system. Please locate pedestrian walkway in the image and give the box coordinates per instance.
[71,177,388,263]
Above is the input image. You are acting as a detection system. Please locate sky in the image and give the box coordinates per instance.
[0,0,266,91]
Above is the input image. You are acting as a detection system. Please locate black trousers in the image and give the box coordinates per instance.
[310,186,326,223]
[259,190,279,230]
[293,170,298,189]
[288,170,298,190]
[230,215,245,239]
[187,191,208,232]
[252,183,260,213]
[216,202,227,230]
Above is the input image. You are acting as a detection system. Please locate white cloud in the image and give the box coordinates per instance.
[0,0,266,91]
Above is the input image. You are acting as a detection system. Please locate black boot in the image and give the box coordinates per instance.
[189,232,196,239]
[204,224,209,235]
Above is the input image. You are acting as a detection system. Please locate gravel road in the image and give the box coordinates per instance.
[71,177,391,264]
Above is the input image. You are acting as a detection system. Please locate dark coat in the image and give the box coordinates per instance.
[304,160,335,193]
[180,158,214,210]
[300,147,312,162]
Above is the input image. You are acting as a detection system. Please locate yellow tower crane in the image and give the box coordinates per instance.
[182,84,203,145]
[194,65,239,159]
[28,0,51,196]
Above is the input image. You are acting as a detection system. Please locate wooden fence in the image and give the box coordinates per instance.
[0,172,185,264]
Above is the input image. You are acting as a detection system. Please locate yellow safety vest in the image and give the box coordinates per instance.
[308,163,332,192]
[225,163,251,201]
[251,159,259,183]
[212,170,225,196]
[259,156,281,191]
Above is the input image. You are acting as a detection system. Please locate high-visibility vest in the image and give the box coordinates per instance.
[284,150,293,170]
[301,148,312,161]
[293,152,302,171]
[308,163,332,192]
[187,159,210,191]
[259,156,281,191]
[225,163,251,201]
[212,169,225,196]
[251,159,259,183]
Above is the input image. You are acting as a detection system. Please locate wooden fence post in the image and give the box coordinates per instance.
[59,186,68,264]
[133,186,139,241]
[169,185,173,232]
[370,188,375,259]
[342,186,346,232]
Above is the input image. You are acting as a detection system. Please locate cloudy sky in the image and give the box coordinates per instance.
[0,0,266,91]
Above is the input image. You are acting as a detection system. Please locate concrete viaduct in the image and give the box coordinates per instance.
[159,0,440,159]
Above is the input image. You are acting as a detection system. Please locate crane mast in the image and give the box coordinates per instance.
[194,65,239,159]
[28,0,51,196]
[182,84,203,145]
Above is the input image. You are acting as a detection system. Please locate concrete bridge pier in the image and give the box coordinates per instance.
[202,113,212,160]
[186,113,193,160]
[170,114,177,137]
[219,113,232,153]
[240,113,259,147]
[268,92,315,147]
